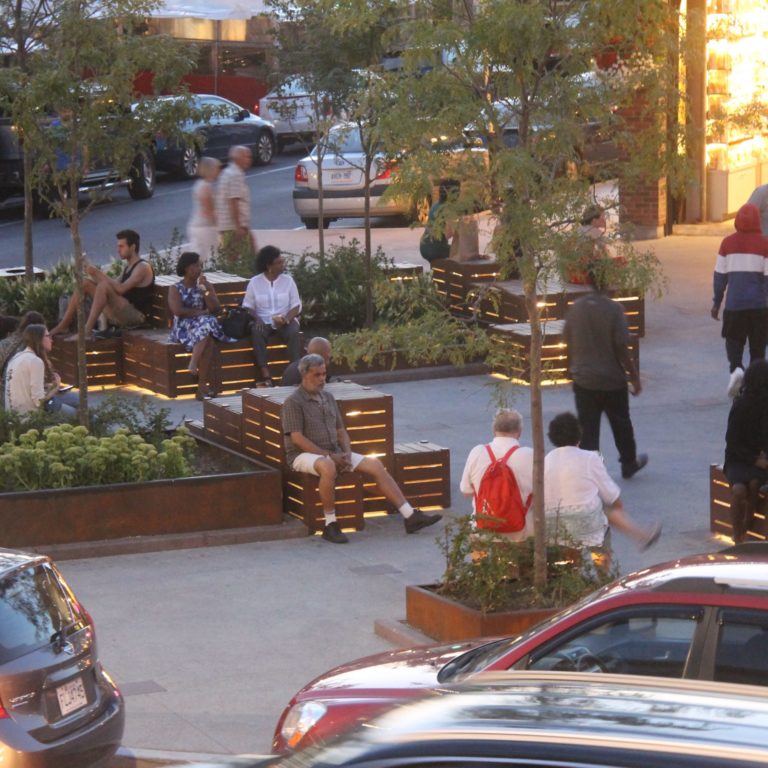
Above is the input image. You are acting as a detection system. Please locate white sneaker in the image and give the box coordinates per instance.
[727,367,744,398]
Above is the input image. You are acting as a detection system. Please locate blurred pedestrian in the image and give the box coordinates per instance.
[746,183,768,235]
[215,145,256,269]
[187,156,221,265]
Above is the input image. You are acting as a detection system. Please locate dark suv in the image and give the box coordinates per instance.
[0,115,155,211]
[0,549,125,767]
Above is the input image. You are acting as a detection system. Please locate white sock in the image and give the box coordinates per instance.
[399,503,414,518]
[324,511,337,525]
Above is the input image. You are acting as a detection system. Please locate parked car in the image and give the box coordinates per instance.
[197,673,768,768]
[146,94,276,179]
[0,114,155,211]
[272,542,768,753]
[0,548,124,767]
[257,78,320,152]
[292,122,417,229]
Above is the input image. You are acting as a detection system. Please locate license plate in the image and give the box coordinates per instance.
[56,677,87,716]
[330,170,353,182]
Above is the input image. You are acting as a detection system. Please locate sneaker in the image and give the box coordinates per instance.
[727,367,744,398]
[404,508,442,534]
[321,521,349,544]
[641,522,662,551]
[621,453,648,479]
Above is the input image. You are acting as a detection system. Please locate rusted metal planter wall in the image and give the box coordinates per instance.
[0,450,282,548]
[405,584,559,642]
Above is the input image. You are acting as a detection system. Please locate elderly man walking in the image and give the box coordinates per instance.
[282,354,442,543]
[215,145,256,267]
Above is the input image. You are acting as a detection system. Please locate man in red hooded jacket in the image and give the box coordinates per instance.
[712,203,768,398]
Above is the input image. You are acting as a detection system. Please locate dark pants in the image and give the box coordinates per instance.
[251,320,301,369]
[573,382,637,467]
[722,308,768,373]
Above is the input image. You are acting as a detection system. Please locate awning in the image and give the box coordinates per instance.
[151,0,266,19]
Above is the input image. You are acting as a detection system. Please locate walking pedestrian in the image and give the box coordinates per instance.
[215,145,256,269]
[187,156,220,265]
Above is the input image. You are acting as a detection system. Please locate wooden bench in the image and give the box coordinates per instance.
[394,441,452,510]
[148,271,248,328]
[488,320,640,385]
[284,470,365,532]
[203,396,244,452]
[121,329,294,397]
[431,257,500,314]
[710,464,767,542]
[49,335,124,387]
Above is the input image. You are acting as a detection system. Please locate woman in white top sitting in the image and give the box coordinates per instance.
[4,324,77,415]
[187,156,221,266]
[544,411,660,572]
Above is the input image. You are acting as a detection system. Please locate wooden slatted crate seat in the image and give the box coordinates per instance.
[149,271,248,328]
[284,470,365,532]
[710,464,767,542]
[394,441,451,510]
[49,335,124,387]
[488,320,639,385]
[203,396,244,451]
[121,329,293,398]
[431,257,500,313]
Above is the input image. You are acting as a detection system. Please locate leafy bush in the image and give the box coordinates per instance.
[0,423,196,492]
[437,515,615,614]
[289,239,394,332]
[331,276,489,369]
[147,228,187,276]
[0,264,75,325]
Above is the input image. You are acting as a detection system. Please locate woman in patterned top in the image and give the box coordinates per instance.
[168,251,230,400]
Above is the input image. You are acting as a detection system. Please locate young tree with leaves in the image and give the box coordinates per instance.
[382,0,684,586]
[5,0,194,423]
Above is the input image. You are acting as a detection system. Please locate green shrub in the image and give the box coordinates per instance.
[0,423,196,492]
[330,276,489,369]
[289,239,394,332]
[0,264,75,325]
[437,515,615,614]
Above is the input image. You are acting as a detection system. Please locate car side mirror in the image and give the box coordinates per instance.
[237,109,250,121]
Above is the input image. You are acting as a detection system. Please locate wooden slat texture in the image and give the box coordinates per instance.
[710,463,767,542]
[49,335,124,387]
[394,441,451,509]
[284,470,364,532]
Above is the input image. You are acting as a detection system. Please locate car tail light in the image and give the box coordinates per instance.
[253,103,260,115]
[0,699,8,719]
[294,164,309,183]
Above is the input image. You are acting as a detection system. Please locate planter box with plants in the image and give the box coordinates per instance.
[406,516,613,642]
[0,417,283,549]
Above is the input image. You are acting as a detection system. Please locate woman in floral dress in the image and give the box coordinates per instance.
[168,251,230,399]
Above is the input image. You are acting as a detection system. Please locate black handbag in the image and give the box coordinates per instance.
[220,305,252,339]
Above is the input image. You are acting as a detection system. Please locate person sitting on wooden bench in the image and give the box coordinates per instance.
[282,353,442,544]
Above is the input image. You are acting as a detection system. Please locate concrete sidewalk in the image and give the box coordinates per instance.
[49,223,734,762]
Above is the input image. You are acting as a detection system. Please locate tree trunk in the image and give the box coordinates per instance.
[22,145,35,281]
[524,281,546,589]
[363,163,373,328]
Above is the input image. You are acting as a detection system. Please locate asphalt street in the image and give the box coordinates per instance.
[36,222,742,764]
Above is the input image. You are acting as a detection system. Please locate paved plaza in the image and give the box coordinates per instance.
[47,224,736,764]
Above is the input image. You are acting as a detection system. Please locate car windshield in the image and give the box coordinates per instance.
[322,126,363,155]
[0,564,75,664]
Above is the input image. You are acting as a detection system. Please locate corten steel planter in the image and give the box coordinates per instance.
[406,584,559,642]
[0,441,283,548]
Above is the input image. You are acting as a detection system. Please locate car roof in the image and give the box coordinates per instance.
[0,548,46,576]
[300,673,768,766]
[598,544,768,599]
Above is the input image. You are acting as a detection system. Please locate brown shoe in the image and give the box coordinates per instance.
[404,509,442,534]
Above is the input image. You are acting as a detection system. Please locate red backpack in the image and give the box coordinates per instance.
[474,444,532,533]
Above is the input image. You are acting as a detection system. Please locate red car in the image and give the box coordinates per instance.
[272,543,768,753]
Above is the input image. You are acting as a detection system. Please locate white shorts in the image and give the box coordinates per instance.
[292,452,366,475]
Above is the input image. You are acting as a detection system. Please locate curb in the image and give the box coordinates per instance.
[343,362,489,386]
[23,518,308,561]
[111,746,270,767]
[374,618,434,648]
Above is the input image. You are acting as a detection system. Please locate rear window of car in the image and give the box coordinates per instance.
[0,564,75,664]
[327,126,363,154]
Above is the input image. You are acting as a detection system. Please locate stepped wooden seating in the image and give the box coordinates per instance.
[710,464,767,542]
[49,335,125,388]
[431,257,501,314]
[488,320,640,385]
[195,382,451,533]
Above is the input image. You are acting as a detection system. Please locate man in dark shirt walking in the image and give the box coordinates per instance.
[564,266,647,479]
[282,354,442,543]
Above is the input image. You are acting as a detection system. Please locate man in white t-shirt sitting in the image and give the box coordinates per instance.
[460,408,534,542]
[544,411,660,571]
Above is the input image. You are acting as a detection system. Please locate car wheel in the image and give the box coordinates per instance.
[178,145,200,179]
[254,131,275,165]
[128,151,156,200]
[302,218,319,230]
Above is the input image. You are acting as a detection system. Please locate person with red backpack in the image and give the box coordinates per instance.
[460,408,533,541]
[544,412,661,572]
